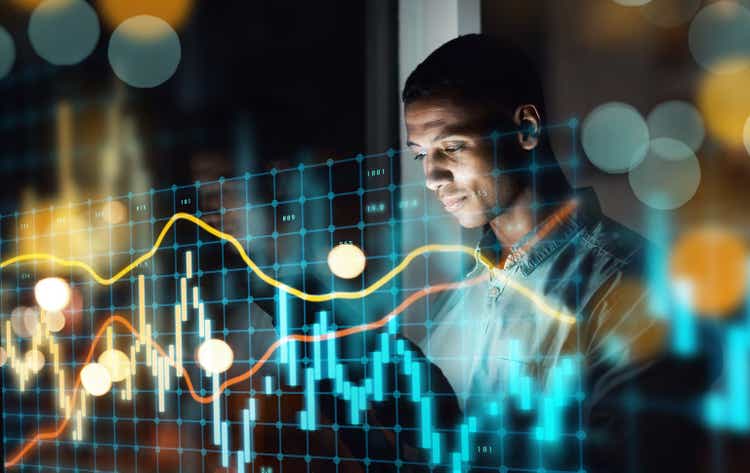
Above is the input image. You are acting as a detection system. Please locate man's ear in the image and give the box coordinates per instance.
[513,104,541,151]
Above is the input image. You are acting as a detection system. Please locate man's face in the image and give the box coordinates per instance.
[405,96,515,229]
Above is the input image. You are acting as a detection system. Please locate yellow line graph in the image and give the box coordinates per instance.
[0,212,576,324]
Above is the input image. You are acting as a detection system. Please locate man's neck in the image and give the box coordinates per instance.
[488,187,563,248]
[488,188,534,248]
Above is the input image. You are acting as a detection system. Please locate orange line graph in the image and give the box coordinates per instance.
[5,274,488,468]
[6,197,580,467]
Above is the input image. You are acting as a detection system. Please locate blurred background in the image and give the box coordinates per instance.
[0,0,749,472]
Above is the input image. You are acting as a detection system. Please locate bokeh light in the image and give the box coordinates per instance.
[628,138,701,209]
[647,132,697,161]
[0,347,6,367]
[25,349,45,373]
[101,201,128,224]
[45,310,66,332]
[689,1,750,74]
[613,0,652,6]
[639,0,701,28]
[34,277,71,312]
[108,15,182,88]
[697,63,750,149]
[29,0,100,66]
[582,102,650,173]
[327,243,367,279]
[23,307,41,337]
[11,307,33,338]
[98,349,131,382]
[11,307,41,339]
[197,338,234,374]
[80,362,113,396]
[646,100,704,156]
[0,27,15,80]
[670,227,748,316]
[97,0,195,30]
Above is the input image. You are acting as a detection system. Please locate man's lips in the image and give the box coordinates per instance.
[441,195,467,212]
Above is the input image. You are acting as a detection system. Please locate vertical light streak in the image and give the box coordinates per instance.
[157,356,165,412]
[212,372,221,445]
[279,290,288,363]
[313,323,321,380]
[420,396,431,448]
[180,278,187,322]
[185,250,193,279]
[58,370,66,409]
[175,304,183,376]
[305,367,316,430]
[145,323,152,366]
[138,275,146,346]
[198,303,206,338]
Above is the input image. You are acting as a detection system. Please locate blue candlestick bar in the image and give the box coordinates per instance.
[704,325,750,431]
[219,300,583,471]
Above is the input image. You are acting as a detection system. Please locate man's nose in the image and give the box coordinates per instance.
[424,152,453,191]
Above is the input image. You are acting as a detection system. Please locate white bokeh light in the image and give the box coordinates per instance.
[45,310,66,332]
[29,0,100,65]
[612,0,652,6]
[34,277,71,312]
[629,138,701,210]
[23,307,40,337]
[108,15,182,88]
[11,307,32,338]
[327,243,367,279]
[80,362,113,397]
[98,349,131,382]
[197,338,234,374]
[25,349,45,373]
[646,100,705,156]
[689,1,750,74]
[582,102,650,173]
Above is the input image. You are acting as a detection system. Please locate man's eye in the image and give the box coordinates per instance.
[444,144,464,153]
[413,151,427,161]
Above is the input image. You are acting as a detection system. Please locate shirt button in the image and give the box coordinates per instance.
[488,286,501,298]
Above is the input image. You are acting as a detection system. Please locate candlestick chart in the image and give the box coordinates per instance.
[1,122,734,473]
[0,128,594,473]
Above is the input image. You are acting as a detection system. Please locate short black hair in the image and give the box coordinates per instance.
[402,34,546,127]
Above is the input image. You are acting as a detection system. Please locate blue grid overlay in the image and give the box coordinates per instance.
[0,121,616,473]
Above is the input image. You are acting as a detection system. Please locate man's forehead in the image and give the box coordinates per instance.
[405,97,488,142]
[405,97,471,125]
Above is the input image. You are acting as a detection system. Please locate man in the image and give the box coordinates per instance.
[402,34,710,472]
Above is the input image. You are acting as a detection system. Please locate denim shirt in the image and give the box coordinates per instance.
[416,188,663,416]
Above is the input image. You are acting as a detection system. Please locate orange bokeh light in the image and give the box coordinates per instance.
[670,227,748,317]
[697,60,750,150]
[96,0,195,30]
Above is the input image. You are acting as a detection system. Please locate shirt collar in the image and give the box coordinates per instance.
[474,187,602,277]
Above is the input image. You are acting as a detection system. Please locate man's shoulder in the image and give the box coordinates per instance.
[561,187,650,279]
[543,206,653,320]
[579,214,649,274]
